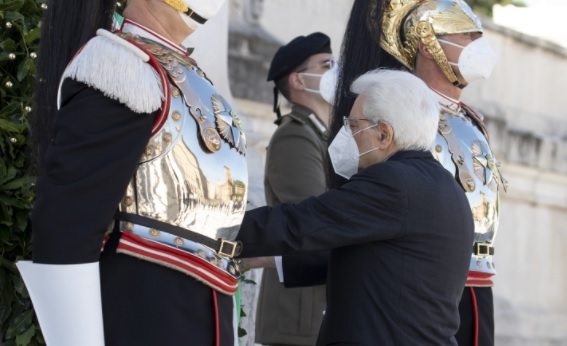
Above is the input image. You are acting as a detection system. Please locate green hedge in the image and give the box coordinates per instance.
[0,0,43,345]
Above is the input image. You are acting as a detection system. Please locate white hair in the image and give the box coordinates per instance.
[350,69,440,151]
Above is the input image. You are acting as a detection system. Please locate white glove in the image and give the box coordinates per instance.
[16,261,105,346]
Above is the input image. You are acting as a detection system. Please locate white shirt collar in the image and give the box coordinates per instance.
[430,88,461,112]
[121,19,189,57]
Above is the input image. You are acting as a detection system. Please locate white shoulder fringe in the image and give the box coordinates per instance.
[58,29,164,114]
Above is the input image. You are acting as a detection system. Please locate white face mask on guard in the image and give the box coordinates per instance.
[328,124,379,179]
[178,0,226,30]
[438,37,497,83]
[300,65,339,105]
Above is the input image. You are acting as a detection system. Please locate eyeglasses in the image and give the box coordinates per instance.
[296,58,337,73]
[343,116,373,132]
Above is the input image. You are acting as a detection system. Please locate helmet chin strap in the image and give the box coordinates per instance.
[183,7,208,24]
[431,45,466,89]
[416,22,466,89]
[164,0,211,29]
[448,67,466,89]
[179,12,200,31]
[163,1,207,23]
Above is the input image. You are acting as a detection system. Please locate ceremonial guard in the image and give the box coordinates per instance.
[18,0,246,345]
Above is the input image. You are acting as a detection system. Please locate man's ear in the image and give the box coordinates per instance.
[418,41,434,60]
[377,121,394,147]
[288,72,304,91]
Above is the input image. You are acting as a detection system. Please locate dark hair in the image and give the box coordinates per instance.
[30,0,115,175]
[327,0,405,188]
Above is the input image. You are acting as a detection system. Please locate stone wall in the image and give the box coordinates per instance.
[467,21,567,346]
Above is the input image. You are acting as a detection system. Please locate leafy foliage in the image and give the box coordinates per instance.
[237,274,256,338]
[0,0,43,344]
[467,0,526,17]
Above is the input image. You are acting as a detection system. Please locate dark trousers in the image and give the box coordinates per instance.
[100,231,235,346]
[456,287,494,346]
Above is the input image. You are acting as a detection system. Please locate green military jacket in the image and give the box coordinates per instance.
[255,104,329,345]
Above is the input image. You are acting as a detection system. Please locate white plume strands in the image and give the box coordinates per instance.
[60,31,164,114]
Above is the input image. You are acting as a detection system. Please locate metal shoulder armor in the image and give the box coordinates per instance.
[432,105,507,275]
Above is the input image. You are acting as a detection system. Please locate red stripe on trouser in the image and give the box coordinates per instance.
[213,290,219,346]
[470,287,479,346]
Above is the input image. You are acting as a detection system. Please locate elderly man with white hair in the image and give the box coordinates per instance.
[236,69,474,345]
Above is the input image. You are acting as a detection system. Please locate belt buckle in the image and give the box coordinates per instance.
[475,243,491,257]
[219,239,239,258]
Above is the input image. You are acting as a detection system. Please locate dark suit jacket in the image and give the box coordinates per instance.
[237,150,474,345]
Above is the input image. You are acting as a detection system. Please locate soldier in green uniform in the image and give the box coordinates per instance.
[254,33,336,346]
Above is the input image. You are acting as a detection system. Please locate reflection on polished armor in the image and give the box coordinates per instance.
[432,103,507,286]
[114,34,248,295]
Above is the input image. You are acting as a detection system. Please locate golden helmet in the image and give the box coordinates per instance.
[373,0,483,86]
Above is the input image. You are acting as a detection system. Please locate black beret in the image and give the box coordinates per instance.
[267,32,332,82]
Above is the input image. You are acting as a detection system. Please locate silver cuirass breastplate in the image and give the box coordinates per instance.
[118,37,248,276]
[432,106,506,274]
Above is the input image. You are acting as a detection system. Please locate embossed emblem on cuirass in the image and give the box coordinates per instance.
[434,109,505,245]
[471,140,499,192]
[212,95,246,154]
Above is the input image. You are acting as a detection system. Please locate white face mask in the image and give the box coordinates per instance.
[300,64,339,105]
[438,37,497,83]
[179,0,226,30]
[328,124,379,179]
